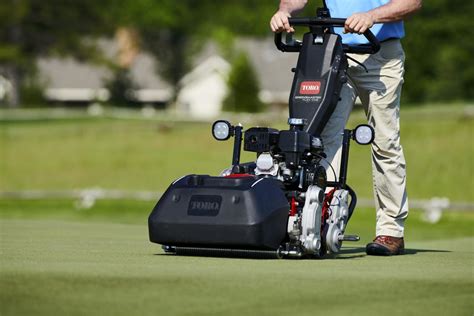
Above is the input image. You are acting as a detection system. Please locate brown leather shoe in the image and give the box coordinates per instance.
[366,235,404,256]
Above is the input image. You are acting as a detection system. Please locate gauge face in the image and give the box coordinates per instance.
[354,125,374,145]
[212,120,231,141]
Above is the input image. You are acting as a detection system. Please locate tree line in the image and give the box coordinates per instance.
[0,0,472,108]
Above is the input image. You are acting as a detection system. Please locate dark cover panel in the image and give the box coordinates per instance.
[148,175,289,250]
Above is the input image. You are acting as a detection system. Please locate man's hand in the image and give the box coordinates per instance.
[343,0,422,34]
[270,10,294,33]
[344,12,375,34]
[270,0,308,33]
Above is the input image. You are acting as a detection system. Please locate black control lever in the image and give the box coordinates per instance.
[274,32,301,52]
[346,55,368,72]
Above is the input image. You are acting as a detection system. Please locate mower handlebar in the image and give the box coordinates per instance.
[288,17,347,26]
[274,17,380,54]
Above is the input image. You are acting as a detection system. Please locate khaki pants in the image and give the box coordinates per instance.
[321,39,408,238]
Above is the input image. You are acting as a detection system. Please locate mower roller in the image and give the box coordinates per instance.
[149,8,380,259]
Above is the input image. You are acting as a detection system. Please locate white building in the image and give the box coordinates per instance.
[176,56,230,119]
[0,75,12,102]
[175,38,297,118]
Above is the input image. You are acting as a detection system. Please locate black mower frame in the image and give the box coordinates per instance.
[148,7,381,258]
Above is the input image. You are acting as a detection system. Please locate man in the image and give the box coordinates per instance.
[270,0,422,256]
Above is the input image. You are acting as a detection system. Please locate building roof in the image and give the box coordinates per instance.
[37,37,297,104]
[37,39,172,102]
[238,37,297,97]
[179,55,230,87]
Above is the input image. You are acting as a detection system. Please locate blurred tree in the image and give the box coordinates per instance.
[110,0,471,105]
[1,0,472,107]
[0,0,115,107]
[110,0,282,102]
[0,0,282,107]
[105,68,136,107]
[105,27,139,107]
[402,0,474,103]
[223,51,264,113]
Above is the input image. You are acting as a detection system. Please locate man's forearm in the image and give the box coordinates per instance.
[369,0,422,22]
[278,0,308,15]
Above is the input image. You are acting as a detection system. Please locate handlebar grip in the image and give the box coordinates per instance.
[288,17,346,27]
[274,17,381,54]
[343,29,380,54]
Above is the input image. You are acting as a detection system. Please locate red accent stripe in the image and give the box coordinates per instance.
[289,197,298,216]
[224,174,254,178]
[321,188,336,230]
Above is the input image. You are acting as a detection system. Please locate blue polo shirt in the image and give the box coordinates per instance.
[325,0,405,44]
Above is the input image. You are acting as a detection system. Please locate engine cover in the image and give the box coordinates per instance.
[148,175,290,250]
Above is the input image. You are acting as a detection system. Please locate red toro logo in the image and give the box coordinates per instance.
[299,81,321,95]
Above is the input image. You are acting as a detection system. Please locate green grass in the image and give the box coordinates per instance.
[1,211,473,316]
[1,105,473,315]
[1,104,473,202]
[1,198,473,242]
[1,199,473,315]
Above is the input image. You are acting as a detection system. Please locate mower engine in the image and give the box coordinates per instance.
[218,119,362,257]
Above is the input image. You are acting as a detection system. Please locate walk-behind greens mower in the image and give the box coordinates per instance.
[149,8,380,259]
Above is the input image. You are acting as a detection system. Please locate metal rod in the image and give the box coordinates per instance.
[232,125,243,168]
[338,129,352,188]
[346,184,357,221]
[340,235,360,242]
[175,247,281,259]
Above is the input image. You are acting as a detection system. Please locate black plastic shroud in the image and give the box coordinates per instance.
[289,31,347,137]
[148,175,289,250]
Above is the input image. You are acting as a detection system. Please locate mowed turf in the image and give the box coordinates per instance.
[1,201,473,316]
[1,218,473,316]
